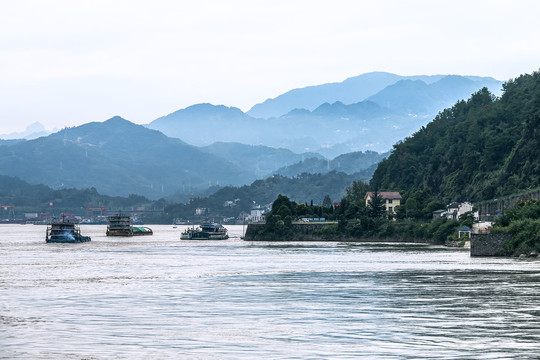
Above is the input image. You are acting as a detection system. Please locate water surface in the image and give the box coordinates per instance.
[1,224,539,359]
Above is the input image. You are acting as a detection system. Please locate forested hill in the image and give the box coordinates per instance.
[371,71,540,202]
[0,174,156,213]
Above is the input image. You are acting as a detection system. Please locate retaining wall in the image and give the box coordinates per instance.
[470,233,513,256]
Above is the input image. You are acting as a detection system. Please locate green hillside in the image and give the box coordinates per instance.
[371,71,540,202]
[0,175,156,215]
[164,171,360,221]
[271,150,388,178]
[0,117,253,199]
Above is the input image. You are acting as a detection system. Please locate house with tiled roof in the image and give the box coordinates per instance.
[365,192,402,214]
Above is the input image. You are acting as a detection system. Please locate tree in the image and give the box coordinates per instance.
[405,197,420,219]
[367,191,386,218]
[271,194,296,217]
[276,205,292,219]
[322,194,333,208]
[346,180,370,205]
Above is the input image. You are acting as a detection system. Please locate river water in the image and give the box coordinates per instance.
[1,224,539,359]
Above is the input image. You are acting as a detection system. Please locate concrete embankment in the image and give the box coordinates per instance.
[470,233,513,256]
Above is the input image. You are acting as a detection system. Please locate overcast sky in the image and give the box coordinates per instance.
[1,0,539,133]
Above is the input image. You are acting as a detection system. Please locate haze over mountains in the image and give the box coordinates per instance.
[0,71,504,200]
[148,72,502,155]
[0,122,51,140]
[0,117,251,199]
[246,72,502,119]
[0,117,382,199]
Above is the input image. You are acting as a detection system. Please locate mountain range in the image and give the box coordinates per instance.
[0,117,383,199]
[247,71,502,119]
[0,71,505,201]
[0,117,251,198]
[0,122,51,140]
[148,72,502,155]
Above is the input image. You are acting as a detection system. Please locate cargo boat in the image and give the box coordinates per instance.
[181,222,229,240]
[106,213,153,236]
[46,216,91,243]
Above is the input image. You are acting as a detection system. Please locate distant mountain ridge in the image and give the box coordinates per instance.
[247,71,502,119]
[200,142,324,178]
[1,116,380,199]
[150,103,256,145]
[148,72,503,155]
[0,116,255,199]
[1,70,508,202]
[0,122,51,140]
[366,75,502,115]
[270,150,389,178]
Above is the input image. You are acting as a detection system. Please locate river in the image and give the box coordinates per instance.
[1,224,539,359]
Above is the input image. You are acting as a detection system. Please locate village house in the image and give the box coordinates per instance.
[432,202,474,221]
[365,192,402,214]
[195,207,208,216]
[248,207,265,223]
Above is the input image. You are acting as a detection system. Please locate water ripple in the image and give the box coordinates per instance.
[1,225,539,359]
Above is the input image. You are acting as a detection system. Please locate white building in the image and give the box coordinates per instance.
[433,202,475,220]
[195,207,208,216]
[248,207,265,223]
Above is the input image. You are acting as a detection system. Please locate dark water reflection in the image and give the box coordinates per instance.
[1,225,539,359]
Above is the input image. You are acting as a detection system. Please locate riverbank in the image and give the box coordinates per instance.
[244,223,438,243]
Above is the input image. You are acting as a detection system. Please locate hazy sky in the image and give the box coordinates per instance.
[1,0,539,133]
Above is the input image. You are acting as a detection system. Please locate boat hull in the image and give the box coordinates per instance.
[180,232,229,240]
[46,219,91,243]
[106,230,133,237]
[106,227,153,236]
[46,235,91,243]
[180,222,229,240]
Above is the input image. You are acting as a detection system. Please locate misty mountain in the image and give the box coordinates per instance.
[149,73,503,155]
[247,72,403,119]
[0,116,255,199]
[270,150,389,178]
[200,142,324,178]
[263,101,402,154]
[0,122,51,140]
[148,103,260,147]
[148,100,403,154]
[366,75,503,115]
[247,71,502,119]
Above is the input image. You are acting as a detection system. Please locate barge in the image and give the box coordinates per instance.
[106,213,153,236]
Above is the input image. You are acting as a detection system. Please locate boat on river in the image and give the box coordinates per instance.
[106,213,153,236]
[46,216,91,243]
[181,222,229,240]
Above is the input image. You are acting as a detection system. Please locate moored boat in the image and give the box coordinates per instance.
[181,222,229,240]
[46,216,91,243]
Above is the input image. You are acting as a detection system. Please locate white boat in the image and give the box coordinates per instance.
[181,222,228,240]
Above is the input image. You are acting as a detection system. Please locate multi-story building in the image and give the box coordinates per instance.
[365,192,402,214]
